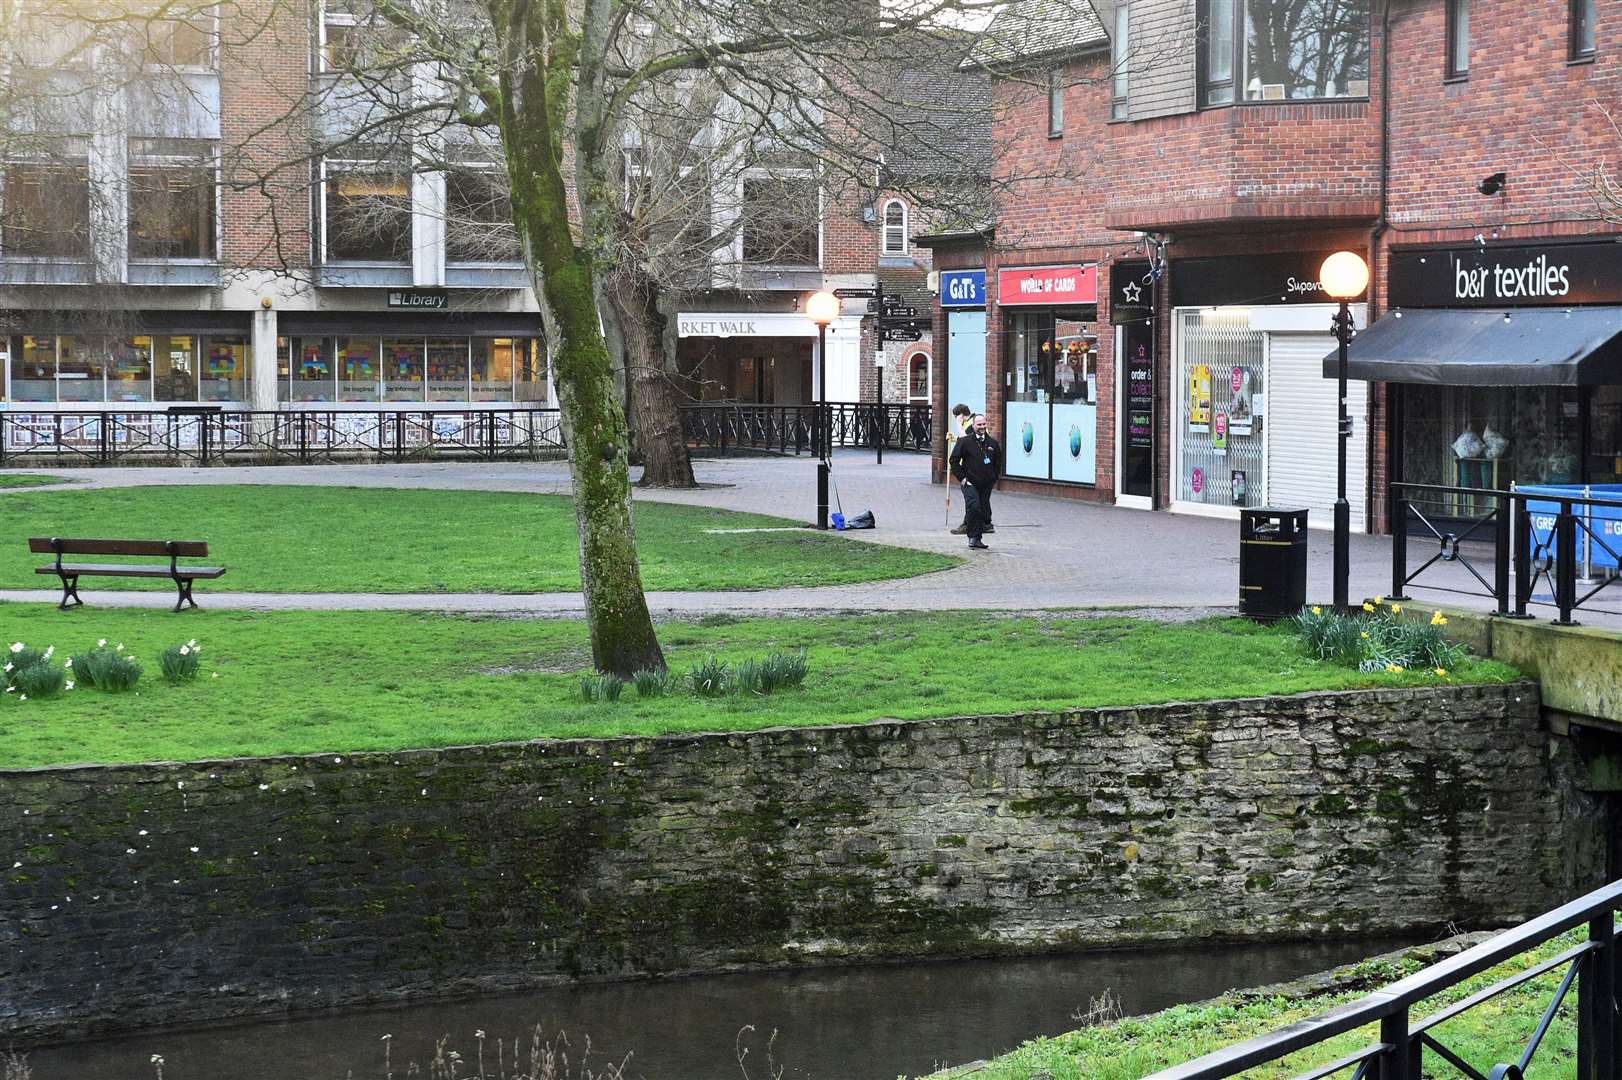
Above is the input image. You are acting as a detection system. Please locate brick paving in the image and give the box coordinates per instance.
[2,451,1610,623]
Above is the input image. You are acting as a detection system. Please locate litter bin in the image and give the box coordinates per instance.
[1239,507,1308,622]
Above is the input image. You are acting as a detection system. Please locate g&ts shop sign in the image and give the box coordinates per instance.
[1389,241,1622,308]
[997,264,1098,307]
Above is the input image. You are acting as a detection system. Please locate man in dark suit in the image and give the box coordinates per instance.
[948,413,1001,550]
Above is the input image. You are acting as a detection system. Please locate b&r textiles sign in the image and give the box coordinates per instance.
[1388,240,1622,307]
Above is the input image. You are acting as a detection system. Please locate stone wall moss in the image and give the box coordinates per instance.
[0,682,1597,1047]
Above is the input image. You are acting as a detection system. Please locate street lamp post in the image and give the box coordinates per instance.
[1319,251,1370,615]
[805,290,840,530]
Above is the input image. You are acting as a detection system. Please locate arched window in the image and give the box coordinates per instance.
[907,351,931,401]
[882,199,907,256]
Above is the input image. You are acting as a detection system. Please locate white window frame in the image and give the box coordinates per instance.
[1047,67,1064,137]
[0,144,92,262]
[140,3,220,73]
[445,153,522,267]
[906,349,932,403]
[737,166,822,269]
[128,139,221,263]
[320,155,411,265]
[319,0,358,73]
[1111,4,1130,120]
[881,198,907,257]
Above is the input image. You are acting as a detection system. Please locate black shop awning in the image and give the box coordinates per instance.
[1321,306,1622,386]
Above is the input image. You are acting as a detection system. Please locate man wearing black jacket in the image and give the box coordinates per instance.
[948,413,1001,550]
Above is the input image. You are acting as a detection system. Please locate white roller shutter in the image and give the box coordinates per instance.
[1265,334,1368,533]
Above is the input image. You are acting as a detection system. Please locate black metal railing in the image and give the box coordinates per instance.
[0,402,930,467]
[0,409,568,466]
[679,402,931,457]
[1147,877,1622,1080]
[1391,481,1622,625]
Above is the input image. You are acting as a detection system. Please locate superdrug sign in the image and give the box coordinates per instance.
[1388,240,1622,308]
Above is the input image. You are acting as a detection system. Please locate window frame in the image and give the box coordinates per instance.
[319,0,359,73]
[1445,0,1470,80]
[0,149,92,261]
[1197,0,1373,108]
[1111,3,1130,120]
[320,155,412,265]
[738,168,821,269]
[1046,67,1065,137]
[128,139,221,262]
[881,198,907,257]
[445,154,522,266]
[140,4,219,72]
[1569,0,1596,61]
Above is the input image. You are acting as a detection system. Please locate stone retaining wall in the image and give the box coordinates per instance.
[0,683,1601,1043]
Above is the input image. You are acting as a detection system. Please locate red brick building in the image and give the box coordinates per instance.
[930,0,1620,534]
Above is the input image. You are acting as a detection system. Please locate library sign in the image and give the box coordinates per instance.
[1388,241,1622,307]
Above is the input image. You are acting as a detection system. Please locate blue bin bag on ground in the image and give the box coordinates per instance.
[843,510,876,530]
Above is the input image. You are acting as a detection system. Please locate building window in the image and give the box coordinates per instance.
[129,139,217,259]
[1047,68,1064,136]
[908,353,930,401]
[141,9,214,69]
[740,174,819,267]
[1111,4,1130,120]
[323,158,411,262]
[1445,0,1469,79]
[1200,0,1371,105]
[446,160,521,263]
[882,199,907,256]
[8,335,57,402]
[1,156,90,258]
[1571,0,1596,60]
[320,1,359,70]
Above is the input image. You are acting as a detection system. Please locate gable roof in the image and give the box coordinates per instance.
[962,0,1109,69]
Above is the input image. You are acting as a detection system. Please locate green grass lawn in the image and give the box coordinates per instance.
[0,484,956,592]
[939,929,1584,1079]
[0,473,73,488]
[0,606,1519,768]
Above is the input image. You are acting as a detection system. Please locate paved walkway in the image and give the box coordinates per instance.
[2,451,1611,622]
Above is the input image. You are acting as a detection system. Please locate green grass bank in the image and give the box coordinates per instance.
[0,473,73,489]
[931,930,1585,1080]
[0,607,1518,768]
[0,484,957,593]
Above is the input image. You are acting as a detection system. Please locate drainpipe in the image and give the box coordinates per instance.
[1370,0,1393,533]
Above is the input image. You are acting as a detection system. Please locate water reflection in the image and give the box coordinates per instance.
[28,936,1422,1080]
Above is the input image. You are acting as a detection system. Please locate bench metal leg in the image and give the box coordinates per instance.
[172,577,198,613]
[57,574,82,610]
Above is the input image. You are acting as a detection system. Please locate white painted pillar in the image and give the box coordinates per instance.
[251,308,278,411]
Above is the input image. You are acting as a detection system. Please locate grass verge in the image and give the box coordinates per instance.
[0,473,73,488]
[935,929,1583,1079]
[0,607,1520,768]
[0,484,957,592]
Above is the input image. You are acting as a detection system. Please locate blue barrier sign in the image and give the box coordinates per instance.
[940,269,986,308]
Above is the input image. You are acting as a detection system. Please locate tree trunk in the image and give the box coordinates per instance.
[492,0,665,677]
[608,275,696,488]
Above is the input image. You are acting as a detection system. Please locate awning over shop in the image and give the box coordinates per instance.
[1321,306,1622,385]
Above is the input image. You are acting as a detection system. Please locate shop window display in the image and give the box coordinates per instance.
[382,338,425,401]
[1002,307,1098,483]
[1176,309,1264,508]
[57,336,108,402]
[8,336,56,402]
[1400,384,1583,516]
[201,338,248,401]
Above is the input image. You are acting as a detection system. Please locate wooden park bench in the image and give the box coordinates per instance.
[29,537,226,612]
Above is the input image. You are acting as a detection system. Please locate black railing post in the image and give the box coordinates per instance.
[1392,491,1410,601]
[1557,498,1579,626]
[1494,490,1512,616]
[1579,913,1616,1080]
[1515,497,1534,617]
[875,404,883,465]
[99,411,111,464]
[0,412,7,466]
[1377,1009,1414,1080]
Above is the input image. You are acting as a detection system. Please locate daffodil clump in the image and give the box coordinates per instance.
[1290,600,1464,675]
[65,639,143,693]
[159,639,203,682]
[4,640,68,701]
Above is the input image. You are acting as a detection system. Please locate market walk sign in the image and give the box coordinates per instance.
[1389,240,1622,308]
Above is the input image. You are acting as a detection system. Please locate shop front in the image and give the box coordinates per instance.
[5,313,253,406]
[997,264,1100,485]
[1345,238,1622,522]
[1171,251,1369,529]
[941,268,988,417]
[675,309,862,404]
[1110,260,1158,507]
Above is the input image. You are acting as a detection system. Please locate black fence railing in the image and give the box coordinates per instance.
[1391,481,1622,625]
[679,402,932,457]
[1146,877,1622,1080]
[0,402,931,467]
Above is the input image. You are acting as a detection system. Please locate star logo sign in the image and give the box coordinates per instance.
[1121,280,1143,304]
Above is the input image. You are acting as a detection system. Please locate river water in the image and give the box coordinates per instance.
[25,937,1420,1080]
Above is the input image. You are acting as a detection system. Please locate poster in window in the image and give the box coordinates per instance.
[1189,364,1211,432]
[1230,366,1255,435]
[1212,412,1229,455]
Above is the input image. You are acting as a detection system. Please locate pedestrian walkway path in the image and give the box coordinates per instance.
[2,451,1614,624]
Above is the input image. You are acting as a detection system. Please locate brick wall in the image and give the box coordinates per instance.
[3,683,1599,1045]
